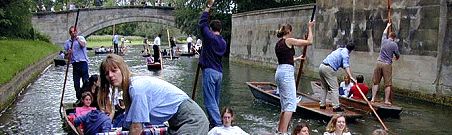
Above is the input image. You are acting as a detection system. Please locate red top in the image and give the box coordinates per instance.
[349,83,369,100]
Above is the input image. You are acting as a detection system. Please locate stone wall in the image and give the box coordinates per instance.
[230,0,452,100]
[32,6,174,45]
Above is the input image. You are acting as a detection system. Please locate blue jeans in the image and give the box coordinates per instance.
[275,64,297,112]
[202,68,222,127]
[72,61,89,100]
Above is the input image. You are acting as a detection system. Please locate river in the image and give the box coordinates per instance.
[0,45,450,134]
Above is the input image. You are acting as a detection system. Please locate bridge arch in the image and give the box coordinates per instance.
[32,6,174,45]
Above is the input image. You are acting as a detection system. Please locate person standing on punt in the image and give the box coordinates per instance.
[64,26,89,101]
[274,22,314,134]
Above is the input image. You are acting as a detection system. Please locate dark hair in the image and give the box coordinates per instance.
[68,26,76,33]
[210,20,222,32]
[356,74,364,83]
[82,74,99,93]
[158,34,162,37]
[389,32,396,39]
[292,122,310,135]
[277,24,292,38]
[346,40,355,52]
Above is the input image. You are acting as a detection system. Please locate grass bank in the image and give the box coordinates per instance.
[0,40,61,85]
[86,35,145,48]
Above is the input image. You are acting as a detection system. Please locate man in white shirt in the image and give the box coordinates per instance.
[186,35,193,53]
[153,34,162,63]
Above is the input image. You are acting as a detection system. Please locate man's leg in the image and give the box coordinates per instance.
[371,62,383,102]
[72,63,82,100]
[202,68,222,127]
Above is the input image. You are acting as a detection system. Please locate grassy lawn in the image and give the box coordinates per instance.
[0,40,61,85]
[86,35,145,48]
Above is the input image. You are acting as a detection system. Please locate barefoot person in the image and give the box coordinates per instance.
[371,22,400,105]
[274,21,314,134]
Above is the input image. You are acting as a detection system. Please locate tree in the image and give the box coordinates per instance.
[0,0,35,39]
[173,0,235,56]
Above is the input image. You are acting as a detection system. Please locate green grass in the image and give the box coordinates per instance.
[86,35,144,48]
[0,40,61,85]
[86,35,172,48]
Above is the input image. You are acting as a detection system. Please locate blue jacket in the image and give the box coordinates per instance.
[74,110,112,135]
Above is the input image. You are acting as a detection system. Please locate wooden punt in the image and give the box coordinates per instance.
[54,59,66,66]
[147,63,162,70]
[246,82,363,120]
[310,81,402,118]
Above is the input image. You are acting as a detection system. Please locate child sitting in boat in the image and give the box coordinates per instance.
[347,75,369,100]
[339,75,354,97]
[76,92,97,116]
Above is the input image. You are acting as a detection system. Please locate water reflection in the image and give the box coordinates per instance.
[0,45,451,134]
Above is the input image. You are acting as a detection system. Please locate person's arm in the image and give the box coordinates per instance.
[286,21,314,47]
[347,87,353,98]
[77,36,87,48]
[382,23,391,40]
[199,0,216,41]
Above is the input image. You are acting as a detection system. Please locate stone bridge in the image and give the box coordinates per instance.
[32,6,174,45]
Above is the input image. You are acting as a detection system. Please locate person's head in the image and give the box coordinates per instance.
[345,40,355,53]
[82,74,99,94]
[59,51,64,54]
[343,75,350,84]
[372,129,388,135]
[221,107,234,127]
[209,20,222,33]
[388,32,396,40]
[276,24,293,38]
[158,34,162,37]
[356,74,364,83]
[81,91,93,107]
[292,122,310,135]
[326,114,348,133]
[68,26,77,38]
[99,54,132,113]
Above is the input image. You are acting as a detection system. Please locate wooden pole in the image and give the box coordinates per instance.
[60,9,80,111]
[355,83,389,131]
[387,0,394,103]
[167,29,173,60]
[295,5,316,90]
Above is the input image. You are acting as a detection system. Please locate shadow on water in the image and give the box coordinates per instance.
[0,45,451,134]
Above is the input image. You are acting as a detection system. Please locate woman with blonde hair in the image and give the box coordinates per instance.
[98,54,209,134]
[324,114,351,135]
[274,21,314,134]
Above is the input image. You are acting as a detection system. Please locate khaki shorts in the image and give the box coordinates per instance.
[372,61,392,87]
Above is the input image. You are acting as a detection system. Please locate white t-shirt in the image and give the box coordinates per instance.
[324,132,352,135]
[208,126,249,135]
[339,82,354,97]
[154,37,161,46]
[186,36,193,43]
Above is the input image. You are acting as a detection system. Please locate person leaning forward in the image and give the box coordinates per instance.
[98,54,209,134]
[64,26,89,101]
[318,41,356,112]
[198,0,228,128]
[371,22,400,105]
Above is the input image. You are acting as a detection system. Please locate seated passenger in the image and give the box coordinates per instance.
[348,75,369,100]
[74,110,112,135]
[208,107,249,135]
[76,92,97,117]
[339,75,354,97]
[292,122,310,135]
[81,74,100,108]
[58,51,65,59]
[146,56,154,64]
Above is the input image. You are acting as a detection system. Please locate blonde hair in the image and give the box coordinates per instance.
[326,114,348,133]
[99,54,132,114]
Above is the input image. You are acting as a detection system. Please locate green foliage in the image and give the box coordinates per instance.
[0,40,61,85]
[0,0,34,39]
[173,0,234,55]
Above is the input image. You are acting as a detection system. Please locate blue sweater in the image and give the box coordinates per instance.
[74,110,112,134]
[198,12,227,72]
